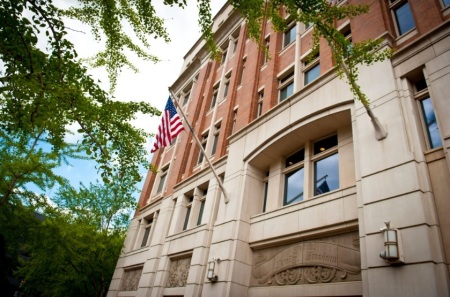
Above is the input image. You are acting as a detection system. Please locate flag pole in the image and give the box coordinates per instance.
[169,89,230,204]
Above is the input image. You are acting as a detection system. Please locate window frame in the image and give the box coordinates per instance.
[196,189,207,226]
[416,90,443,150]
[210,84,219,109]
[283,150,305,206]
[197,132,208,164]
[283,21,297,48]
[211,123,221,156]
[257,89,264,117]
[182,196,193,231]
[279,71,295,102]
[302,52,320,86]
[390,0,416,37]
[156,166,168,194]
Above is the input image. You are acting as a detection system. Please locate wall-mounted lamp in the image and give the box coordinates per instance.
[207,257,220,282]
[379,221,404,265]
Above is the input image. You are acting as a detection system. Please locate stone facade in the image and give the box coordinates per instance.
[108,1,450,296]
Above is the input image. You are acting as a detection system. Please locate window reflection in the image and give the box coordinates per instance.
[284,167,304,205]
[420,97,442,149]
[394,2,415,35]
[314,153,339,195]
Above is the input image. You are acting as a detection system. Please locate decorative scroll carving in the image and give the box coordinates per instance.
[120,267,143,291]
[167,257,191,287]
[251,232,361,286]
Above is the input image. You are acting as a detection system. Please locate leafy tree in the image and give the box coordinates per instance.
[11,179,135,297]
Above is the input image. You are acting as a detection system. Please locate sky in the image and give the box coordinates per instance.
[43,0,227,198]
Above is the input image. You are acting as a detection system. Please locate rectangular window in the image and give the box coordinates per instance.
[223,73,231,98]
[313,135,339,196]
[211,124,220,156]
[257,90,264,117]
[420,97,442,149]
[238,58,246,85]
[392,1,415,36]
[183,196,193,230]
[232,38,238,53]
[444,0,450,7]
[263,37,270,64]
[183,92,190,106]
[303,53,320,85]
[262,172,269,212]
[156,167,168,194]
[279,72,294,102]
[198,133,208,164]
[221,49,228,64]
[283,22,296,48]
[284,149,305,206]
[211,85,219,109]
[197,189,207,226]
[140,219,153,247]
[232,109,238,133]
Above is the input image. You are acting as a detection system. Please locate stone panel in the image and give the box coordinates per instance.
[120,267,143,292]
[250,232,360,287]
[166,257,192,288]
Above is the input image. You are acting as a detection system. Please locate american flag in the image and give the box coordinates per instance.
[151,97,185,153]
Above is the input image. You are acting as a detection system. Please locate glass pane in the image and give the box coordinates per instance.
[280,82,294,101]
[157,174,166,193]
[395,2,415,35]
[304,63,320,85]
[284,167,304,205]
[197,200,205,226]
[420,97,442,148]
[314,135,338,155]
[283,25,296,47]
[262,181,268,212]
[444,0,450,7]
[183,206,191,230]
[141,226,151,247]
[286,149,305,167]
[314,153,339,195]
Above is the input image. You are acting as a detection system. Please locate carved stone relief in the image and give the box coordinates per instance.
[120,267,143,291]
[167,257,192,287]
[251,231,361,286]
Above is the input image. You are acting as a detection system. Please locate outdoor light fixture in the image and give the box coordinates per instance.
[379,221,404,265]
[207,257,220,282]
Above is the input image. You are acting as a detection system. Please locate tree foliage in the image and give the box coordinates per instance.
[1,179,135,297]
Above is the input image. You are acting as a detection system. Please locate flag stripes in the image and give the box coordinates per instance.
[151,97,185,153]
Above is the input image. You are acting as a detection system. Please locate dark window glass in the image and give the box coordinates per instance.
[314,135,338,155]
[394,2,415,35]
[286,149,305,167]
[212,127,220,156]
[314,153,339,195]
[262,180,268,212]
[197,200,205,226]
[141,223,151,247]
[415,78,427,92]
[284,167,304,205]
[283,24,296,48]
[420,97,442,149]
[304,63,320,85]
[280,81,294,101]
[157,172,166,194]
[183,197,193,230]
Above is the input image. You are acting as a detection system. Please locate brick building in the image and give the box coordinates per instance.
[108,1,450,296]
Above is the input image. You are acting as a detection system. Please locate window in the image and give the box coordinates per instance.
[391,1,415,36]
[232,109,238,133]
[262,172,269,212]
[283,22,296,48]
[183,196,193,230]
[221,49,228,64]
[198,133,208,164]
[232,38,238,53]
[211,124,220,156]
[444,0,450,7]
[140,218,153,247]
[262,37,270,64]
[197,189,207,226]
[156,167,168,194]
[223,72,231,98]
[312,135,339,195]
[183,92,190,106]
[238,58,246,85]
[419,97,442,149]
[211,85,219,109]
[284,149,305,205]
[411,73,442,150]
[279,72,294,102]
[304,22,313,30]
[257,90,264,117]
[303,53,320,85]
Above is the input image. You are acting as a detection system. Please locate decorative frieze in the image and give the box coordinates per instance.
[120,266,143,291]
[167,257,192,287]
[251,232,361,286]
